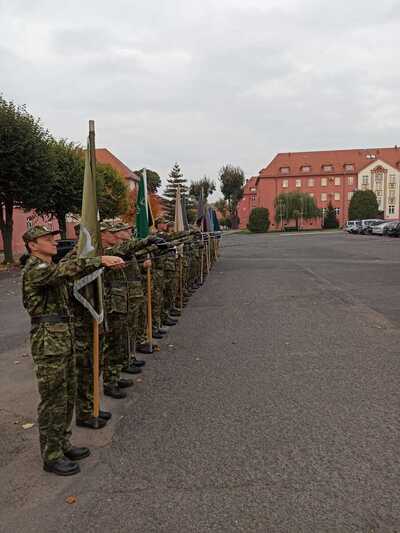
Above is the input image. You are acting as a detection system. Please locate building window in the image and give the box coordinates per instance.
[334,177,341,186]
[282,179,289,188]
[347,191,353,201]
[344,164,354,172]
[334,192,340,201]
[308,178,314,187]
[322,164,333,172]
[388,205,395,215]
[348,176,354,185]
[250,187,257,193]
[335,208,340,216]
[301,165,311,172]
[362,176,368,185]
[321,193,327,201]
[321,177,327,186]
[280,167,289,174]
[296,179,301,188]
[389,175,396,189]
[309,192,314,197]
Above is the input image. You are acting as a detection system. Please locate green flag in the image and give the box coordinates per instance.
[136,168,150,239]
[73,123,104,322]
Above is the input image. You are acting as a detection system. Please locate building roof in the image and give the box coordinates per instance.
[259,146,400,179]
[242,177,258,195]
[95,148,139,182]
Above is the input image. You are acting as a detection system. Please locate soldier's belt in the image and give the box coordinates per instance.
[110,280,140,287]
[31,314,70,325]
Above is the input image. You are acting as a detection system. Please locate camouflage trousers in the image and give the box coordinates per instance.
[104,312,128,385]
[163,268,177,319]
[74,322,104,421]
[31,322,75,463]
[152,269,164,330]
[126,294,143,363]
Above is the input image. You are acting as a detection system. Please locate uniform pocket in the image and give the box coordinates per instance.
[43,323,72,356]
[110,287,127,314]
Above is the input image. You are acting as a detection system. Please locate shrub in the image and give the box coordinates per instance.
[247,207,270,233]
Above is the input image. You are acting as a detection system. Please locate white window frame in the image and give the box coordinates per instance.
[334,177,341,186]
[282,179,289,188]
[334,192,340,201]
[321,178,327,187]
[321,193,327,201]
[296,179,301,188]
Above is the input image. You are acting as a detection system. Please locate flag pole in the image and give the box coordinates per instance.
[146,254,153,350]
[88,119,100,420]
[200,234,204,284]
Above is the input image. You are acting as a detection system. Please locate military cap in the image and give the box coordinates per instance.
[113,222,132,232]
[22,225,60,243]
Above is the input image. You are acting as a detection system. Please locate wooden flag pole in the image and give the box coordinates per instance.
[146,254,153,349]
[179,251,184,311]
[89,119,100,420]
[200,235,204,285]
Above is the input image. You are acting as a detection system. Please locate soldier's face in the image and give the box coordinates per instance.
[101,231,118,247]
[115,230,130,241]
[30,234,58,257]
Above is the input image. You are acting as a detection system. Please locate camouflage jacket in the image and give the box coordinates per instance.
[22,254,102,321]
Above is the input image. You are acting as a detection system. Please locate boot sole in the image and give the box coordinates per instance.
[43,464,80,476]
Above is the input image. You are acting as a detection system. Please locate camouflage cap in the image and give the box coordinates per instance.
[113,222,132,232]
[22,225,60,243]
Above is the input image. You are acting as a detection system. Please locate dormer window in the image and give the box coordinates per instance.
[322,164,334,172]
[344,164,354,172]
[301,165,311,172]
[280,167,290,174]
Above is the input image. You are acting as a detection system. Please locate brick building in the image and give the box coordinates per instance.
[238,147,400,230]
[0,148,140,257]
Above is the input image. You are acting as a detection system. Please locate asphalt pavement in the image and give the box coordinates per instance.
[1,231,400,532]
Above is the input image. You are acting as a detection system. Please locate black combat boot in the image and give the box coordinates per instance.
[118,378,134,388]
[64,447,90,460]
[43,458,80,476]
[76,416,107,429]
[104,383,127,399]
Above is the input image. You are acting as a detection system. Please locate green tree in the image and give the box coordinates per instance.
[323,202,339,229]
[35,139,85,238]
[248,207,270,233]
[0,96,54,263]
[163,162,190,220]
[274,192,320,231]
[135,168,161,193]
[213,198,228,218]
[219,164,245,229]
[348,190,379,220]
[97,163,129,220]
[189,176,216,201]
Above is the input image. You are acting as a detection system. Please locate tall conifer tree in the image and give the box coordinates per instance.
[164,162,191,220]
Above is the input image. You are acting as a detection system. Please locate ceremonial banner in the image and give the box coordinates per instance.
[136,168,154,238]
[174,184,185,232]
[73,122,104,323]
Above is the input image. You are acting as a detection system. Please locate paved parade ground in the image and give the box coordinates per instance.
[1,231,400,532]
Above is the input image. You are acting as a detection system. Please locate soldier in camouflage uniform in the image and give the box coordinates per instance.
[22,225,123,476]
[110,223,147,373]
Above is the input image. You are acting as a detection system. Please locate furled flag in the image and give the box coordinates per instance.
[136,168,154,238]
[174,184,185,232]
[181,194,189,230]
[196,187,206,231]
[211,209,221,231]
[73,124,104,322]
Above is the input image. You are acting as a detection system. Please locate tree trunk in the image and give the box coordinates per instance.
[295,217,299,231]
[0,198,15,263]
[57,213,67,239]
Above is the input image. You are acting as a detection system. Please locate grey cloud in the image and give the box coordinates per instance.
[0,0,399,193]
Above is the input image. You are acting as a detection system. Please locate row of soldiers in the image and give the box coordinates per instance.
[21,220,220,476]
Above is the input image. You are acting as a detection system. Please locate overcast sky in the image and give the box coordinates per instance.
[1,0,399,198]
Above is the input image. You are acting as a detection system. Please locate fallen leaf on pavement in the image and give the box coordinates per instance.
[14,360,20,364]
[66,496,77,505]
[22,423,34,430]
[136,378,143,383]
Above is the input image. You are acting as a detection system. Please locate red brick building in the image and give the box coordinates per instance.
[0,148,140,257]
[238,147,400,230]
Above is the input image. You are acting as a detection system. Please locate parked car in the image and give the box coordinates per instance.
[381,220,400,236]
[344,220,360,233]
[371,221,398,235]
[364,220,385,234]
[357,219,384,234]
[386,222,400,237]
